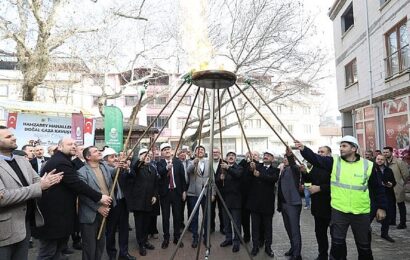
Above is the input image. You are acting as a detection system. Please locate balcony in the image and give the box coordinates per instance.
[385,44,410,79]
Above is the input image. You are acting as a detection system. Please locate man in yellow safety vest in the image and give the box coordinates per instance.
[294,136,386,260]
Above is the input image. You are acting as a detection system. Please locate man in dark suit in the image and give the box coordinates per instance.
[157,143,187,249]
[0,125,62,260]
[248,150,279,257]
[29,146,50,174]
[34,137,112,260]
[216,151,242,253]
[300,146,332,260]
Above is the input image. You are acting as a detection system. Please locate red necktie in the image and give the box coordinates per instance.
[168,161,175,189]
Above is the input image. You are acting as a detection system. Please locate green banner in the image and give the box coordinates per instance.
[104,106,124,153]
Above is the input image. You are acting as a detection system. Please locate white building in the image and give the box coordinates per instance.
[0,54,335,155]
[329,0,409,158]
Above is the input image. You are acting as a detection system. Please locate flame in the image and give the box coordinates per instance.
[180,0,214,71]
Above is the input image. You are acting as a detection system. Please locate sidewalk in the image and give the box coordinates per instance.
[28,200,410,259]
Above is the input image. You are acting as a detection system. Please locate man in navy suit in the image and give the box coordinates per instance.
[157,143,187,249]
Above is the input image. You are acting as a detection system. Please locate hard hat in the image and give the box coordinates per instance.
[226,150,236,156]
[263,150,275,157]
[102,147,117,158]
[339,135,359,148]
[138,148,148,156]
[160,143,171,151]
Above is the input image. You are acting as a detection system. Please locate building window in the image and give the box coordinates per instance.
[341,3,354,33]
[287,125,293,134]
[147,116,169,128]
[304,124,312,134]
[125,95,138,106]
[245,119,261,128]
[177,118,186,129]
[385,19,409,78]
[302,106,311,114]
[154,97,167,107]
[345,59,358,86]
[0,85,8,96]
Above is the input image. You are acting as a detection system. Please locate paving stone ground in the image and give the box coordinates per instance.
[28,199,410,260]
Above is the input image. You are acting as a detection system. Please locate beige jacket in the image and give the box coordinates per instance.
[388,157,409,203]
[0,155,44,247]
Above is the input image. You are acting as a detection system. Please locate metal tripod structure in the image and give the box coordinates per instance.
[128,70,298,259]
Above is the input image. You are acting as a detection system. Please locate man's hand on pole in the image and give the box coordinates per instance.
[100,194,112,206]
[294,140,305,151]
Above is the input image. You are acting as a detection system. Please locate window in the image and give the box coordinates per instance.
[341,3,354,33]
[345,59,358,86]
[385,19,409,78]
[0,85,8,96]
[92,96,99,106]
[287,125,293,134]
[125,95,138,106]
[177,118,186,129]
[153,97,167,107]
[147,116,169,128]
[304,125,312,134]
[245,119,261,128]
[302,106,311,114]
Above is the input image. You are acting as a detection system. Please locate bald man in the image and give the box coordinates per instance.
[34,137,113,260]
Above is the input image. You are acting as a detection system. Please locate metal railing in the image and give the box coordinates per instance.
[385,44,409,78]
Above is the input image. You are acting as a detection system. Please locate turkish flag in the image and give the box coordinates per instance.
[7,112,18,129]
[84,118,93,134]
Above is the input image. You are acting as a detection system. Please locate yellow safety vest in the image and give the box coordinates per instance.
[330,155,373,214]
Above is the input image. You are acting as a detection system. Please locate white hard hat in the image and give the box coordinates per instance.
[182,145,189,151]
[102,147,117,158]
[263,150,275,157]
[226,150,236,156]
[138,148,148,156]
[160,143,171,151]
[339,135,359,148]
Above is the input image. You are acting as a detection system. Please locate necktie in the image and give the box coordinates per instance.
[168,161,175,189]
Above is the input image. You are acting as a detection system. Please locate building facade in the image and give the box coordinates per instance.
[329,0,410,160]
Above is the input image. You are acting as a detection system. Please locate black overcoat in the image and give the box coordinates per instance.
[215,162,242,209]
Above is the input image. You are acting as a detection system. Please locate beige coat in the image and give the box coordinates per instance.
[388,157,409,203]
[0,155,44,247]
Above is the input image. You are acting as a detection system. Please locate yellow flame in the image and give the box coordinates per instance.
[180,0,214,71]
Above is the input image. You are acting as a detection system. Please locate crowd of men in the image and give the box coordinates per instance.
[1,124,409,260]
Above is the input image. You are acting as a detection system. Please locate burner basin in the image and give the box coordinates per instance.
[192,70,237,89]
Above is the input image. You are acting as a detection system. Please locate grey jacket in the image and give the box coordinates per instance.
[77,162,115,224]
[186,158,215,197]
[0,155,44,247]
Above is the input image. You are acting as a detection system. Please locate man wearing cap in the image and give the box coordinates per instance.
[247,150,279,257]
[186,145,215,248]
[157,143,187,249]
[123,148,157,256]
[295,136,387,260]
[102,148,135,260]
[216,150,242,253]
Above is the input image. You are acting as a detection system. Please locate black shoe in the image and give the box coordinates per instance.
[119,253,136,260]
[161,240,169,249]
[397,223,407,229]
[62,248,74,255]
[265,247,275,257]
[251,247,259,256]
[220,240,233,247]
[139,246,147,256]
[173,238,184,248]
[192,239,198,248]
[381,235,395,243]
[285,249,293,256]
[72,242,82,250]
[145,242,155,250]
[232,244,240,252]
